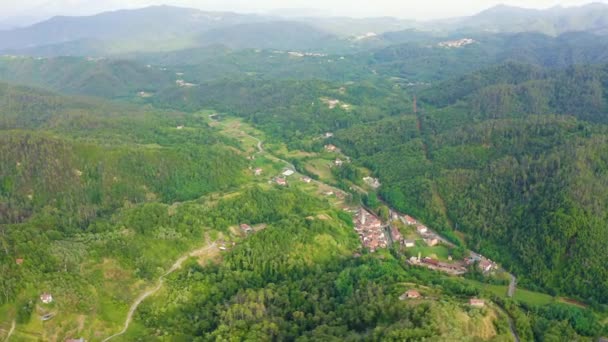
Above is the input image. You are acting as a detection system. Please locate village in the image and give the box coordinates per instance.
[352,206,498,277]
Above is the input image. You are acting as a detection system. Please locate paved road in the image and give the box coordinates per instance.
[495,304,520,342]
[102,243,216,342]
[508,274,517,298]
[3,320,15,342]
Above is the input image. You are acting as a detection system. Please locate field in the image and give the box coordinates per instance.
[463,279,556,307]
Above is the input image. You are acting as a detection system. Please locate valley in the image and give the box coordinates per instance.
[1,2,608,341]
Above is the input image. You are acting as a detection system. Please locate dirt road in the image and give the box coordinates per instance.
[3,320,15,342]
[102,243,217,342]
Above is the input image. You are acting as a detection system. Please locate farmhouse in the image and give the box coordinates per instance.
[479,259,495,273]
[403,215,417,225]
[282,169,295,177]
[399,289,421,300]
[404,240,415,248]
[469,298,485,307]
[240,224,253,233]
[390,226,403,243]
[301,176,312,183]
[275,178,287,186]
[254,168,263,176]
[15,258,24,265]
[325,144,338,152]
[425,236,439,247]
[417,225,428,234]
[362,177,381,189]
[40,293,53,304]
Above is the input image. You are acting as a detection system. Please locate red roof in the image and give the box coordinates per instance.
[15,258,24,265]
[422,258,439,266]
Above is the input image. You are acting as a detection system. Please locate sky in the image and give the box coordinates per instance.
[1,0,607,22]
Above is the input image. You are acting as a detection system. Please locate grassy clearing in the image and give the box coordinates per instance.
[305,158,336,182]
[462,279,555,307]
[406,242,451,261]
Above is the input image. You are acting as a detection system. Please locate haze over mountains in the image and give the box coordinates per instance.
[3,3,608,56]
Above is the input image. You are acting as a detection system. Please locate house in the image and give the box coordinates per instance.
[240,224,253,233]
[425,236,439,247]
[324,132,334,138]
[282,169,295,177]
[15,258,24,265]
[176,125,185,130]
[40,293,53,304]
[334,159,344,167]
[254,168,263,176]
[417,225,428,234]
[276,178,287,186]
[399,289,421,300]
[479,259,494,273]
[390,227,402,242]
[219,246,227,251]
[325,144,337,152]
[404,240,415,248]
[301,176,312,183]
[403,215,417,225]
[362,177,381,189]
[469,298,485,307]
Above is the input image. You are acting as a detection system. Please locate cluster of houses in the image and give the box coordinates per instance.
[354,208,388,252]
[438,38,476,48]
[175,79,196,87]
[286,51,328,58]
[400,215,441,247]
[320,98,351,110]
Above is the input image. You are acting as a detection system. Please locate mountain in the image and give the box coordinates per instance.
[443,2,608,36]
[0,6,268,52]
[196,21,339,51]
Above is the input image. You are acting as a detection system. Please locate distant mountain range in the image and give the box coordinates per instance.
[442,3,608,35]
[3,3,608,56]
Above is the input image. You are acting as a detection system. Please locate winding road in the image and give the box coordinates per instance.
[102,243,217,342]
[495,304,520,342]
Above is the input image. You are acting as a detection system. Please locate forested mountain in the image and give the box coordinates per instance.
[371,31,608,81]
[440,3,608,36]
[0,6,268,51]
[421,62,608,122]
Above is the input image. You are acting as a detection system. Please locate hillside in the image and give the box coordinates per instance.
[0,56,176,98]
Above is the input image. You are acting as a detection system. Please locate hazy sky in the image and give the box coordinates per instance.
[1,0,607,20]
